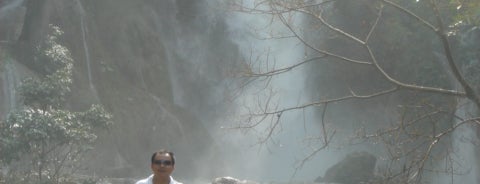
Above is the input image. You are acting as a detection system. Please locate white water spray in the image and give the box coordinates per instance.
[155,0,322,181]
[429,51,480,184]
[0,0,24,19]
[2,59,18,113]
[452,100,479,184]
[221,1,326,182]
[75,0,95,91]
[0,0,25,42]
[150,94,186,136]
[437,98,479,184]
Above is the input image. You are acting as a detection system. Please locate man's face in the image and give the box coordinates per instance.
[151,153,174,178]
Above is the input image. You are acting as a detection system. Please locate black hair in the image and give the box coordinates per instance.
[151,149,175,165]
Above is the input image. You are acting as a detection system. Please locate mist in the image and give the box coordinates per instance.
[1,0,480,184]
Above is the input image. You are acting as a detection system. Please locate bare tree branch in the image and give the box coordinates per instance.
[275,1,469,97]
[381,0,438,31]
[366,45,466,97]
[365,3,384,43]
[248,56,327,77]
[254,87,399,116]
[428,0,480,107]
[229,1,480,182]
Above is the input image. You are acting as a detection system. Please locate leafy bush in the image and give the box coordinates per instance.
[0,25,112,184]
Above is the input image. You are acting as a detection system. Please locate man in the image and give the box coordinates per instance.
[135,149,183,184]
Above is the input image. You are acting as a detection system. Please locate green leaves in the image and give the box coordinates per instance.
[79,104,113,129]
[449,0,480,25]
[0,25,113,183]
[17,25,73,109]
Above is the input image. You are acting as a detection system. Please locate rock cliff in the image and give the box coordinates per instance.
[1,0,241,180]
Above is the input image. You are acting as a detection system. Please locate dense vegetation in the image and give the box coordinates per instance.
[0,25,112,184]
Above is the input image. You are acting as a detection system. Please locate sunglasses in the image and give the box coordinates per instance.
[153,159,173,166]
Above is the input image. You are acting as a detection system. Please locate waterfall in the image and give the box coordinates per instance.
[451,99,479,183]
[2,59,18,114]
[222,2,325,181]
[152,0,322,181]
[159,0,231,121]
[0,0,25,42]
[429,98,479,184]
[429,50,480,183]
[150,94,186,137]
[0,0,22,114]
[158,0,189,108]
[0,0,24,19]
[75,0,95,92]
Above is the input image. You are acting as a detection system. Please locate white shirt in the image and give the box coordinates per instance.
[135,174,183,184]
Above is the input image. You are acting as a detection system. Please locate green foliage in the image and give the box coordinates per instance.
[79,104,113,129]
[31,26,74,76]
[18,26,73,109]
[449,0,480,25]
[0,25,113,184]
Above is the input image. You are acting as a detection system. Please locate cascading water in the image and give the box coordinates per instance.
[2,59,18,114]
[451,99,479,183]
[220,1,328,182]
[74,0,96,92]
[150,94,186,136]
[0,0,24,20]
[0,0,23,118]
[160,0,230,118]
[153,0,322,181]
[0,0,24,42]
[1,1,477,183]
[429,99,479,184]
[429,45,480,183]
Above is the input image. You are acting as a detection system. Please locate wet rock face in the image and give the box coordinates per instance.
[0,0,25,42]
[316,151,377,184]
[1,0,241,180]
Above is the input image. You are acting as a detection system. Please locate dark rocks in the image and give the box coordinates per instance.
[316,151,377,184]
[212,176,259,184]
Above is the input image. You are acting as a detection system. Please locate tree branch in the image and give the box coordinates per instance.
[429,0,480,107]
[381,0,438,32]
